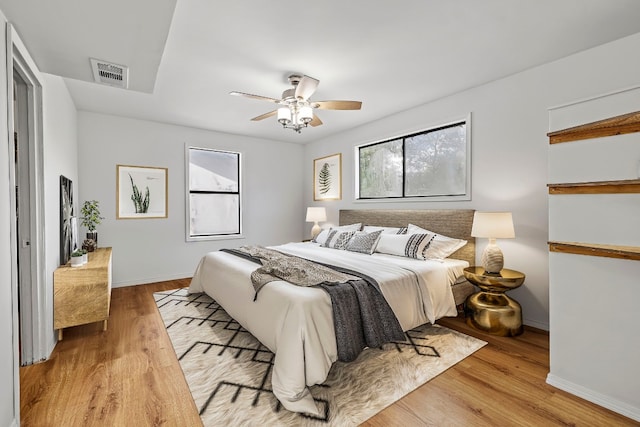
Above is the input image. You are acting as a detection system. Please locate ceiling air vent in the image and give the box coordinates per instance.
[90,58,129,89]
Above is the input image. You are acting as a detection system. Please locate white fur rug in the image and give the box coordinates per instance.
[155,288,486,426]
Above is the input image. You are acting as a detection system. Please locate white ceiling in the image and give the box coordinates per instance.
[0,0,176,93]
[2,0,640,144]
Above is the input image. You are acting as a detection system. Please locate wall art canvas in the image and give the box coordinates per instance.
[117,165,168,219]
[59,175,74,265]
[314,153,342,201]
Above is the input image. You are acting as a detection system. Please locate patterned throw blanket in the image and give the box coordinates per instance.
[221,246,405,362]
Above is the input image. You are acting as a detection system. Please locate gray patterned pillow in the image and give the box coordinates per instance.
[314,223,362,244]
[322,229,356,250]
[345,230,383,254]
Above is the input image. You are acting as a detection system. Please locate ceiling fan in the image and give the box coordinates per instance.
[230,74,362,133]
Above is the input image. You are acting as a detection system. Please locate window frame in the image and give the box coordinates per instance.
[185,145,244,242]
[355,115,471,202]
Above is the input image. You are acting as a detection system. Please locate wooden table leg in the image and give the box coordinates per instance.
[58,329,63,341]
[103,319,108,331]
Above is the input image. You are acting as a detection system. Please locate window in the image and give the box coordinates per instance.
[357,118,470,200]
[186,146,242,241]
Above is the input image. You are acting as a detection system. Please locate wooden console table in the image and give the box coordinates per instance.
[54,247,113,340]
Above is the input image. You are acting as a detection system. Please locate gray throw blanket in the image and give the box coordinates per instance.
[221,246,405,362]
[234,245,358,295]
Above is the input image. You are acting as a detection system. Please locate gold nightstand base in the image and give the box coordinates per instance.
[465,292,523,337]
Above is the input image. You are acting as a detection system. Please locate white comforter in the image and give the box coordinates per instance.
[188,242,466,415]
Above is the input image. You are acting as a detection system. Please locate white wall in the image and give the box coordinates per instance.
[42,73,79,352]
[304,32,640,331]
[77,112,304,287]
[547,86,640,421]
[0,13,19,427]
[0,11,79,424]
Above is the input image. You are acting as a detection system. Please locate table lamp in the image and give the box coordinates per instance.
[306,207,327,240]
[471,211,515,274]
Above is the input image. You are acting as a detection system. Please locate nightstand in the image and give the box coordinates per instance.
[463,266,525,337]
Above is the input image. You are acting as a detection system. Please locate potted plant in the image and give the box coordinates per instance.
[70,250,84,267]
[80,200,104,248]
[81,248,88,264]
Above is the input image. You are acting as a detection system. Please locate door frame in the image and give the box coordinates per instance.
[6,23,47,372]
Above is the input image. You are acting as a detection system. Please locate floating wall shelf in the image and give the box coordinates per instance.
[549,241,640,261]
[547,110,640,144]
[548,179,640,194]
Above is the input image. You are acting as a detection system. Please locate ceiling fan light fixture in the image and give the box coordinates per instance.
[231,73,362,134]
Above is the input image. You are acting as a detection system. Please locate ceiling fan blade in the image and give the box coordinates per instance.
[230,91,281,103]
[310,114,323,127]
[251,110,277,121]
[313,100,362,110]
[295,75,319,100]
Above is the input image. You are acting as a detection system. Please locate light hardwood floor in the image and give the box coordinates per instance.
[21,279,637,426]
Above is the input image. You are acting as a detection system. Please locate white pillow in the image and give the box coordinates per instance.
[314,223,362,244]
[424,239,467,259]
[345,230,383,255]
[407,223,430,235]
[362,225,407,235]
[313,229,330,245]
[322,229,357,250]
[374,233,435,260]
[338,223,362,231]
[407,223,467,259]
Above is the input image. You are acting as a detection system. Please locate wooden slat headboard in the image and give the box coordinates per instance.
[339,209,476,264]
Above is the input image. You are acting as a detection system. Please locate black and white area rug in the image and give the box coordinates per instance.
[154,288,486,426]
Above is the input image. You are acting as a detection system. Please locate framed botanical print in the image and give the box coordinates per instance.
[116,165,168,219]
[314,153,342,201]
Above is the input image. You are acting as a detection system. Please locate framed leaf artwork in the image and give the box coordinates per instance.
[59,175,75,264]
[313,153,342,201]
[116,165,168,219]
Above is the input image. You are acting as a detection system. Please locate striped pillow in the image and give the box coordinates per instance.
[407,223,467,259]
[375,233,436,260]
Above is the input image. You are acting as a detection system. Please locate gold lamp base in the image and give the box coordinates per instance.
[465,292,523,337]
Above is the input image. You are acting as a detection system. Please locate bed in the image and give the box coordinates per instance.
[189,209,476,416]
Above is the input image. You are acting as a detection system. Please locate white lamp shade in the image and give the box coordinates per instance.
[298,105,313,123]
[471,212,515,239]
[277,107,292,124]
[305,207,327,222]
